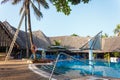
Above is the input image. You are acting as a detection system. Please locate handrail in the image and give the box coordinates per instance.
[49,53,60,80]
[49,52,95,80]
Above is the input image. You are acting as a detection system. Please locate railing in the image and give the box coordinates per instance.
[49,54,60,80]
[49,52,95,80]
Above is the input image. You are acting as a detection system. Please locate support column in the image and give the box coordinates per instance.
[89,39,94,75]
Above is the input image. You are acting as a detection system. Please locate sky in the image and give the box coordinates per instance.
[0,0,120,37]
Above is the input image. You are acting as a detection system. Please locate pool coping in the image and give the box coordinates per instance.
[28,63,56,80]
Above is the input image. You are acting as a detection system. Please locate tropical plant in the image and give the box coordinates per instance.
[112,52,120,57]
[104,53,110,62]
[71,33,79,36]
[114,24,120,36]
[104,53,110,66]
[101,33,108,38]
[93,53,97,59]
[51,0,90,15]
[53,40,61,46]
[1,0,49,60]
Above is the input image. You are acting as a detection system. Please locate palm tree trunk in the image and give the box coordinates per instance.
[25,10,29,58]
[5,11,25,62]
[26,0,36,60]
[26,0,33,46]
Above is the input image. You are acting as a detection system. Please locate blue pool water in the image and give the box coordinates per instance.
[55,60,120,78]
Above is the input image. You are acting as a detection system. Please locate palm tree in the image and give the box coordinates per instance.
[1,0,49,60]
[25,8,29,58]
[102,33,108,38]
[114,24,120,36]
[71,33,79,36]
[54,40,61,46]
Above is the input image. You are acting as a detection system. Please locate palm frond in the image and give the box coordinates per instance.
[1,0,9,4]
[30,0,43,20]
[114,24,120,34]
[12,0,21,5]
[49,0,53,3]
[35,0,49,9]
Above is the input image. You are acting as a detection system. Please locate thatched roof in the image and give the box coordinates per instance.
[32,30,51,49]
[1,21,120,53]
[1,21,51,49]
[49,36,99,53]
[0,21,20,47]
[3,21,25,48]
[103,37,120,52]
[49,36,120,53]
[49,36,89,49]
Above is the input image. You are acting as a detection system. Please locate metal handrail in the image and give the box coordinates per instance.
[49,53,60,80]
[49,52,95,80]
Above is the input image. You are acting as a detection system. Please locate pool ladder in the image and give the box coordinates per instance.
[49,52,94,80]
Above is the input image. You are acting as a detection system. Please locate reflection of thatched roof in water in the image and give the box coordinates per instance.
[1,21,120,53]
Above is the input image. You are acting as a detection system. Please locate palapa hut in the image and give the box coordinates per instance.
[0,21,51,59]
[49,35,120,59]
[0,21,120,60]
[0,21,20,60]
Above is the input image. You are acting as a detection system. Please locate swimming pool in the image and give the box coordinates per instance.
[38,60,120,79]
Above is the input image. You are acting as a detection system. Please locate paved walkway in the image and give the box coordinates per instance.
[0,60,47,80]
